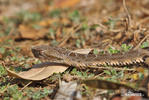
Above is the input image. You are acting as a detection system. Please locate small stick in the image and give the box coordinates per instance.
[89,66,135,71]
[123,0,132,30]
[134,34,149,50]
[20,81,32,91]
[58,24,81,47]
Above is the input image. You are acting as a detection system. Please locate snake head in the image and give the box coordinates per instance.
[31,45,50,59]
[31,45,66,61]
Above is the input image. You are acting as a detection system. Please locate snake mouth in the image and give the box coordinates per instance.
[31,48,43,58]
[32,48,62,61]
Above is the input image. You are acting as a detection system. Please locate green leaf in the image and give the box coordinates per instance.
[82,23,88,30]
[69,10,80,22]
[7,85,23,100]
[50,9,61,18]
[0,65,6,77]
[111,69,117,75]
[76,39,81,48]
[141,42,149,48]
[90,24,100,30]
[121,44,131,52]
[0,47,6,54]
[108,47,119,54]
[93,49,99,55]
[104,70,111,75]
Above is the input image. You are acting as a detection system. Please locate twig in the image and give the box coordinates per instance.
[134,34,149,50]
[89,66,135,71]
[20,81,32,91]
[123,0,132,30]
[58,24,81,47]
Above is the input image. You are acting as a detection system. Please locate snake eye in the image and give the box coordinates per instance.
[32,48,41,58]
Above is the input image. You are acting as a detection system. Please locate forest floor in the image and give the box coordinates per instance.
[0,0,149,100]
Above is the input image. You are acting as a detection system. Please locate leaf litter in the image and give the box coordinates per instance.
[1,0,149,99]
[5,62,68,81]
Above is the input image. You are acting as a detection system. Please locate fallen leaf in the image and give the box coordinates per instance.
[131,74,139,81]
[5,62,68,81]
[73,48,91,54]
[39,19,58,27]
[136,67,145,73]
[111,95,142,100]
[0,2,34,18]
[54,81,81,99]
[18,25,48,40]
[128,96,142,100]
[54,0,80,8]
[0,53,2,59]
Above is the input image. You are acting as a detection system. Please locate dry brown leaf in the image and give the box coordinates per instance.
[73,49,91,54]
[130,74,139,81]
[18,25,48,40]
[5,62,68,81]
[54,0,80,8]
[0,53,2,59]
[54,81,81,100]
[0,2,34,18]
[136,67,145,73]
[39,19,58,27]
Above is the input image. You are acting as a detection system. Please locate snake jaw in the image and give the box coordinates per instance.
[31,46,48,59]
[32,45,63,61]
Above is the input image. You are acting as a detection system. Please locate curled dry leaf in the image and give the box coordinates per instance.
[18,25,48,40]
[5,62,68,81]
